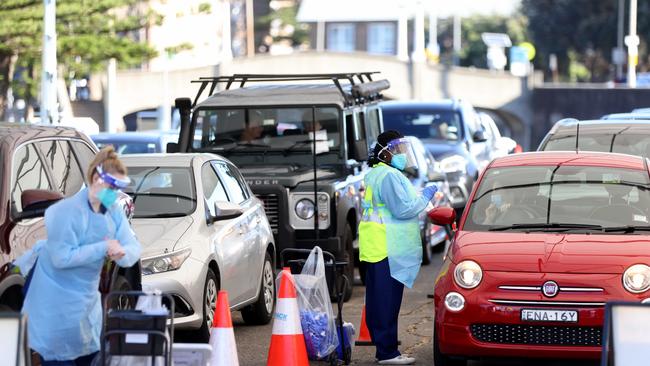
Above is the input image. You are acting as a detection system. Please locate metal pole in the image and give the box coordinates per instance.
[627,0,638,88]
[411,1,426,63]
[41,0,58,124]
[452,15,461,66]
[427,10,439,60]
[616,0,624,80]
[104,58,117,132]
[316,21,325,52]
[397,5,409,61]
[312,107,319,240]
[246,0,255,57]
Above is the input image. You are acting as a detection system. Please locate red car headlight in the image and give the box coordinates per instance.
[454,260,483,289]
[623,264,650,294]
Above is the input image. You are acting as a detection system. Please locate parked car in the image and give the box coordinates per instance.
[380,100,490,215]
[601,112,650,120]
[403,136,453,265]
[0,123,140,311]
[478,112,518,158]
[121,153,276,342]
[170,73,390,300]
[91,130,193,154]
[430,151,650,365]
[538,119,650,156]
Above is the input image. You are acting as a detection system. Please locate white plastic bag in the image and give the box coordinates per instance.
[293,246,339,360]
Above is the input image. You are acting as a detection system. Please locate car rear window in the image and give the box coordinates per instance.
[382,109,463,141]
[542,130,650,156]
[464,165,650,232]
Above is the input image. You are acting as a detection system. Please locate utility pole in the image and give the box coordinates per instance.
[452,15,461,66]
[246,0,255,57]
[41,0,58,124]
[616,0,625,80]
[626,0,639,88]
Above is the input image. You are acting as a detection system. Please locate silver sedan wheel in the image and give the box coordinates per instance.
[263,260,275,314]
[205,278,218,328]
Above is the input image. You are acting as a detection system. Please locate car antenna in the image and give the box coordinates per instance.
[575,123,580,152]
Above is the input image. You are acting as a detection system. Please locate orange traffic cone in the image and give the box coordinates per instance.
[355,304,373,346]
[267,268,309,366]
[209,290,239,366]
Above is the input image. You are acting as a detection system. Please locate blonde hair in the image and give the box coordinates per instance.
[87,146,128,183]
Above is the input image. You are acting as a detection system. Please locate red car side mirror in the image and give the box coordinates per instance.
[428,207,456,226]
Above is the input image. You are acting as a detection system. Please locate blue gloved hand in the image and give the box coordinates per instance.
[422,185,438,201]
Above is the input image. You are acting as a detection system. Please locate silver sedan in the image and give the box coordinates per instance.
[121,153,276,342]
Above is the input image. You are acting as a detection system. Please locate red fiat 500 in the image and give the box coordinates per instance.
[431,151,650,365]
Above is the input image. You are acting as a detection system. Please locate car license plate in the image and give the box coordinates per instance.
[521,309,578,323]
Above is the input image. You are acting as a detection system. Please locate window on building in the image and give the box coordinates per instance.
[367,23,396,55]
[327,23,356,52]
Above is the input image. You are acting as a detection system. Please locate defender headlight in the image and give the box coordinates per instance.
[454,260,483,289]
[623,264,650,293]
[295,199,315,220]
[142,248,191,275]
[440,155,467,174]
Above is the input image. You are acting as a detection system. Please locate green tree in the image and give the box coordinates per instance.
[521,0,626,82]
[437,14,528,68]
[0,0,160,120]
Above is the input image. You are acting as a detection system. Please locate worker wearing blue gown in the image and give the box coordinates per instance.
[21,147,141,366]
[359,130,438,365]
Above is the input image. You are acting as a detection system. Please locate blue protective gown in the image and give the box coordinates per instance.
[22,188,141,361]
[380,168,429,288]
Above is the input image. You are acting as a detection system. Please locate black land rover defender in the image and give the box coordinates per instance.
[170,73,389,300]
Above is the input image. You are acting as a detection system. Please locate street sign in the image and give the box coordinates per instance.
[519,42,536,61]
[509,46,529,77]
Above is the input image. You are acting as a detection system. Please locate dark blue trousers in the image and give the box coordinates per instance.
[364,258,404,361]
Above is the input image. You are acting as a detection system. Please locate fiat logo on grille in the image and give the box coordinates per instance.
[542,281,559,297]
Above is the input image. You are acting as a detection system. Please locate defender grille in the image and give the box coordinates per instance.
[258,194,279,234]
[470,324,602,347]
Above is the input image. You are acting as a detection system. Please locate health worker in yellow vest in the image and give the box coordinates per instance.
[359,130,438,365]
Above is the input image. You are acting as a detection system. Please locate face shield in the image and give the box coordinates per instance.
[378,138,418,171]
[96,165,131,190]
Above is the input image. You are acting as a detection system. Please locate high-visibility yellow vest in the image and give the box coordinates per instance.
[359,163,392,263]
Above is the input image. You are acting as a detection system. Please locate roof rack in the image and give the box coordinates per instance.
[189,72,389,107]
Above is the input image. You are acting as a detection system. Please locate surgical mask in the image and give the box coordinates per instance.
[391,154,408,171]
[97,188,119,208]
[491,194,502,207]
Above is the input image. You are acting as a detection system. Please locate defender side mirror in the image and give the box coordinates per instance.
[352,139,369,161]
[427,207,456,226]
[166,142,179,153]
[472,130,487,143]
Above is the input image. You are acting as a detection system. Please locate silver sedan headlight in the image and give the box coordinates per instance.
[295,198,315,220]
[142,248,192,275]
[440,155,467,174]
[454,260,483,289]
[623,264,650,293]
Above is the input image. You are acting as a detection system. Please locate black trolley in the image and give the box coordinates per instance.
[99,291,175,366]
[280,248,353,365]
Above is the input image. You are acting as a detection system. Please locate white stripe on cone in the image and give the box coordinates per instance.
[209,328,239,366]
[271,298,303,336]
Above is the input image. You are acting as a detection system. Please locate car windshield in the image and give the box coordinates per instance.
[464,165,650,233]
[123,167,196,218]
[382,109,463,141]
[543,129,650,156]
[192,107,341,154]
[95,141,158,154]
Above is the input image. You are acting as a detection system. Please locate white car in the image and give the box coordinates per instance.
[121,153,276,341]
